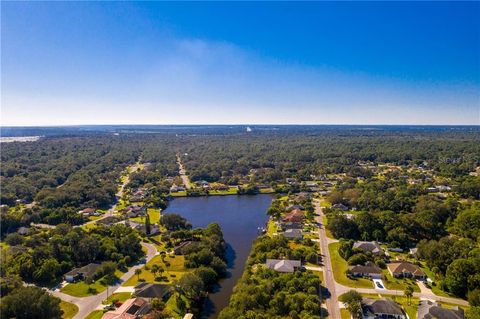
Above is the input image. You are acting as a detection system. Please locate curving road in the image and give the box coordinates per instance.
[51,242,157,319]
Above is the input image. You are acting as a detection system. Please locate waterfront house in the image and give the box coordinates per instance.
[332,203,349,211]
[265,259,302,273]
[282,209,304,223]
[283,228,303,239]
[134,283,171,301]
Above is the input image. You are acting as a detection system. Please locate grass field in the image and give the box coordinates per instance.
[267,219,278,237]
[84,310,105,319]
[131,208,160,224]
[103,292,132,305]
[165,293,189,319]
[61,279,107,297]
[60,301,79,319]
[340,308,351,319]
[122,255,189,286]
[382,271,420,292]
[328,242,373,289]
[170,191,187,197]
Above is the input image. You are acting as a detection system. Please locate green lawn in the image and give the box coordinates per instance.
[382,271,420,292]
[165,293,189,319]
[103,292,132,305]
[267,219,278,237]
[170,191,187,197]
[328,242,373,289]
[60,301,79,319]
[387,295,419,319]
[208,187,239,195]
[259,188,275,194]
[122,255,189,286]
[61,280,107,297]
[341,308,351,319]
[131,208,160,224]
[84,310,105,319]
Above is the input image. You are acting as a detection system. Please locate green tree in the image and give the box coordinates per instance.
[0,286,63,319]
[404,286,414,305]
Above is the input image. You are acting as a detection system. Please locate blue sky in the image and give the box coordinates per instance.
[1,2,479,125]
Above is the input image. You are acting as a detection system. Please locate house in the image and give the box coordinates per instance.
[282,228,303,239]
[436,185,452,192]
[353,241,384,255]
[64,263,101,283]
[417,300,464,319]
[362,298,406,319]
[96,216,121,226]
[17,226,30,236]
[101,298,151,319]
[332,203,349,211]
[127,221,160,235]
[286,204,305,211]
[173,241,194,255]
[282,209,304,223]
[293,192,310,202]
[281,221,304,230]
[265,259,302,273]
[195,180,209,188]
[134,283,171,301]
[349,261,383,279]
[170,185,185,192]
[78,208,97,217]
[122,205,147,218]
[426,187,439,193]
[387,262,426,279]
[409,248,418,258]
[286,178,297,185]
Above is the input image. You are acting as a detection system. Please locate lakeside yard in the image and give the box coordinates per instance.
[122,254,189,286]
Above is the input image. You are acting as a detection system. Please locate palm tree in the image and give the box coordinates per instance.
[135,268,142,281]
[151,264,159,278]
[404,286,414,305]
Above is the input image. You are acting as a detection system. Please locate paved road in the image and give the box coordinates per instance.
[176,154,191,189]
[315,199,342,319]
[51,242,157,319]
[314,199,469,316]
[82,162,141,227]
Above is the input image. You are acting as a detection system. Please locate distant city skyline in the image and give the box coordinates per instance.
[1,2,479,126]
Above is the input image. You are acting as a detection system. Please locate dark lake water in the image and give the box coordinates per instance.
[164,194,273,318]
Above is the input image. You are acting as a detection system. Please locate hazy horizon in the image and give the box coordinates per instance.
[2,2,479,126]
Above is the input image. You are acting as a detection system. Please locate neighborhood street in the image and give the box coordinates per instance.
[51,242,157,319]
[82,161,141,227]
[315,199,341,319]
[176,154,191,190]
[314,199,469,319]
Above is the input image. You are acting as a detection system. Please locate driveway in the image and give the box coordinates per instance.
[50,242,157,319]
[372,278,386,290]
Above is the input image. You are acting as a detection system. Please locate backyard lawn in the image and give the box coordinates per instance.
[328,242,372,289]
[267,219,278,237]
[122,255,189,286]
[60,301,78,319]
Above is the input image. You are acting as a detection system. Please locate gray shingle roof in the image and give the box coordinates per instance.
[362,298,405,317]
[417,300,464,319]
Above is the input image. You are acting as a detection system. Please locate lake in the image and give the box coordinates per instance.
[164,194,273,318]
